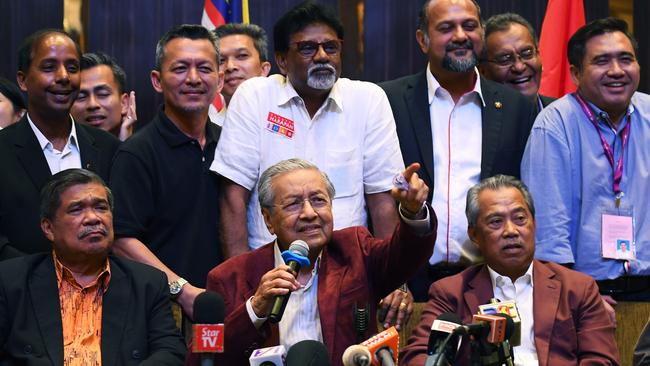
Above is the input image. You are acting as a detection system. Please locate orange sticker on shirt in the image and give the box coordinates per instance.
[266,112,295,139]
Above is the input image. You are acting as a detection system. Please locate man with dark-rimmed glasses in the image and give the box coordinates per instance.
[480,13,555,114]
[212,1,412,330]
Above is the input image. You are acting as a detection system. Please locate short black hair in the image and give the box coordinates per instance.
[568,17,638,70]
[484,13,538,48]
[0,77,26,112]
[215,23,269,62]
[418,0,481,37]
[155,24,220,71]
[40,169,113,221]
[273,1,344,53]
[80,52,127,94]
[17,29,81,73]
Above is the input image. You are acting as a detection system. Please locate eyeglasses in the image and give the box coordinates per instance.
[486,48,537,67]
[276,195,331,214]
[290,39,343,58]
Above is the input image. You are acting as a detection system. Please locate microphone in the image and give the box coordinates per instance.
[192,291,225,366]
[342,345,372,366]
[269,240,310,323]
[424,312,462,366]
[285,340,331,366]
[342,326,399,366]
[248,345,286,366]
[478,299,522,346]
[454,314,508,344]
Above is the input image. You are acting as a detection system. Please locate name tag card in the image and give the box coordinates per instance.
[601,207,635,260]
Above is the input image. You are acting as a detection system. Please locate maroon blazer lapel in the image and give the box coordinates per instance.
[464,266,495,320]
[317,249,347,358]
[532,260,561,366]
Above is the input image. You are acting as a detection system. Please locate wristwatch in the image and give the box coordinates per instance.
[169,277,188,299]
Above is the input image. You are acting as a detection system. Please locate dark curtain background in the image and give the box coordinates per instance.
[0,0,63,80]
[363,0,609,82]
[634,0,649,93]
[0,0,635,124]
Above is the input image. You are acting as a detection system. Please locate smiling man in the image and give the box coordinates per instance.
[480,13,555,113]
[0,169,185,365]
[212,1,411,328]
[71,52,137,141]
[109,24,224,318]
[0,29,119,260]
[522,18,650,315]
[380,0,536,302]
[193,159,436,366]
[402,175,619,366]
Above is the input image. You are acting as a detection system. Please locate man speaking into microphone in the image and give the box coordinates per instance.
[401,175,619,366]
[188,158,436,366]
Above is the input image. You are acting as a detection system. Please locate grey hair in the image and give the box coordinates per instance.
[258,158,336,211]
[465,175,535,227]
[154,24,220,72]
[40,169,113,221]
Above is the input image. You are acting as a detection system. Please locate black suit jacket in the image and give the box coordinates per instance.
[380,71,536,201]
[0,254,186,365]
[0,116,119,259]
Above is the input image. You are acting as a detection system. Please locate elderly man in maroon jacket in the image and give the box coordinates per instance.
[191,158,436,366]
[401,175,618,366]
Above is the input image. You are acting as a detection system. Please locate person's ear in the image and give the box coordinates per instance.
[150,70,163,93]
[261,207,275,236]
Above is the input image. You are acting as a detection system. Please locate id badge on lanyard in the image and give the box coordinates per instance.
[572,93,636,261]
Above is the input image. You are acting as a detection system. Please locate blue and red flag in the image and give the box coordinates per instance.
[201,0,250,114]
[201,0,249,30]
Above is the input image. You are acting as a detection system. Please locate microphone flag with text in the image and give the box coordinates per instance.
[453,313,516,366]
[269,240,310,323]
[249,345,286,366]
[478,299,522,346]
[192,291,225,366]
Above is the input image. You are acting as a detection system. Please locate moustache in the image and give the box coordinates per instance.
[446,40,474,52]
[78,225,108,239]
[307,63,336,76]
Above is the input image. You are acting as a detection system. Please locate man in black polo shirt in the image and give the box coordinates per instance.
[109,24,224,318]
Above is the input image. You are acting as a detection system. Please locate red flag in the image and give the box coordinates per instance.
[538,0,585,98]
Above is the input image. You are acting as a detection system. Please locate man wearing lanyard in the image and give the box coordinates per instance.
[522,17,650,320]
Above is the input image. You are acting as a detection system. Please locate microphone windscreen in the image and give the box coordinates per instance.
[288,240,309,257]
[342,344,371,366]
[285,340,331,366]
[194,291,225,324]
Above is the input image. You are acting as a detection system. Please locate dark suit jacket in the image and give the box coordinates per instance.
[193,220,437,366]
[400,260,619,366]
[379,71,536,201]
[0,116,119,259]
[0,254,186,365]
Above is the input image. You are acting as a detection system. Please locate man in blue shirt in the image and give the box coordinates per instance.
[522,18,650,316]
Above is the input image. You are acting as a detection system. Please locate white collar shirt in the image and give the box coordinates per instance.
[488,263,538,366]
[27,114,82,174]
[426,65,484,265]
[212,75,404,249]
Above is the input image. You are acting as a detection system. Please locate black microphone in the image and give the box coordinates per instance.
[192,291,226,366]
[285,340,331,366]
[269,240,310,323]
[425,312,462,366]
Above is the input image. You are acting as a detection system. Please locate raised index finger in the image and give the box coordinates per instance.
[402,162,421,181]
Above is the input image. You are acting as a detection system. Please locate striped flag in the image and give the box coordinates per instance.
[201,0,250,115]
[538,0,585,98]
[201,0,249,30]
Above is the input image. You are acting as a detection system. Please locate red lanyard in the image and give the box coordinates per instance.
[572,93,630,201]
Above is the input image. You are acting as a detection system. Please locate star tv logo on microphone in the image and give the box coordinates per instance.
[192,324,224,353]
